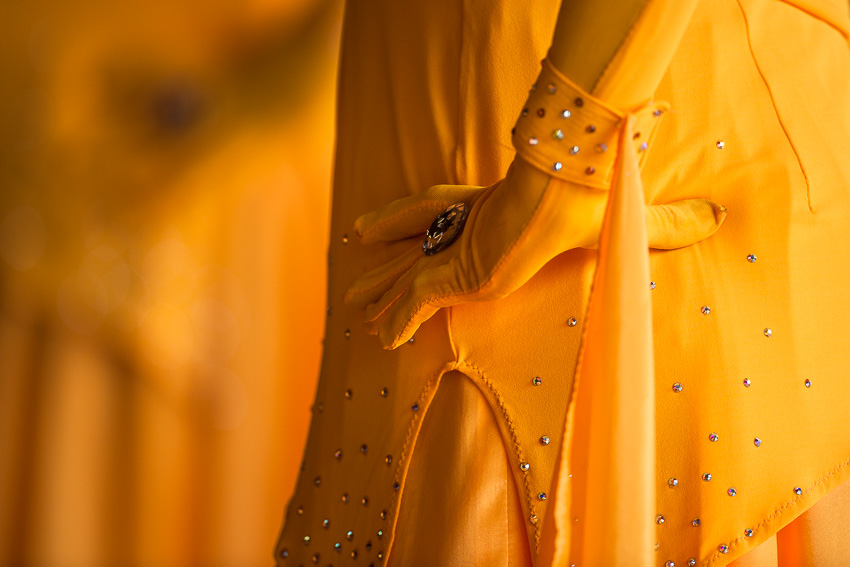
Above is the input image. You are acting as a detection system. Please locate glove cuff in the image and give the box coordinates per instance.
[512,58,668,190]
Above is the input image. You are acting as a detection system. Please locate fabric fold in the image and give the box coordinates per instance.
[550,114,656,566]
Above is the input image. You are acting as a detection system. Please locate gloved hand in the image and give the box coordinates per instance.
[343,155,726,349]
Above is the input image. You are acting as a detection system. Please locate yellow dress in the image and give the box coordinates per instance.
[274,0,850,565]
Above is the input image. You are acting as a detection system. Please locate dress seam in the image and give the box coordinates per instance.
[735,0,814,213]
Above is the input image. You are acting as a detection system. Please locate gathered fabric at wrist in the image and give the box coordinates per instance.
[512,58,668,190]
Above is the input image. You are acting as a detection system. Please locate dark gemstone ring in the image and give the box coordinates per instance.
[422,202,468,256]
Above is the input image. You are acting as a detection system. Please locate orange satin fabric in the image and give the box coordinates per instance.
[388,371,533,567]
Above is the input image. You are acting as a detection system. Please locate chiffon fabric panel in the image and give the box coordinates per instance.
[390,380,850,566]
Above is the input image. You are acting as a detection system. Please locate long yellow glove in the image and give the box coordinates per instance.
[343,164,724,350]
[343,75,722,350]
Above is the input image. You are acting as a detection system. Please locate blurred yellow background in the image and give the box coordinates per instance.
[0,0,340,565]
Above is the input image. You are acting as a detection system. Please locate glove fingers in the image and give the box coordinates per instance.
[646,199,727,250]
[354,184,484,245]
[362,258,427,326]
[375,262,462,349]
[343,242,422,310]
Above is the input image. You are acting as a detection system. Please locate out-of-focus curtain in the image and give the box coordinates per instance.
[0,0,340,565]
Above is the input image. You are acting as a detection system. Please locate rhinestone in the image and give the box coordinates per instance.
[586,125,596,133]
[553,162,563,172]
[377,530,384,539]
[719,545,729,554]
[656,515,665,525]
[764,328,772,337]
[537,108,545,117]
[638,142,648,152]
[393,482,400,491]
[378,551,384,559]
[747,254,757,263]
[408,337,415,343]
[532,377,542,386]
[655,543,660,551]
[538,492,547,501]
[688,560,696,566]
[567,317,578,327]
[702,473,712,482]
[709,433,719,442]
[361,496,369,505]
[561,109,571,118]
[745,529,754,537]
[728,487,737,497]
[351,550,358,559]
[653,109,663,117]
[411,403,419,411]
[304,536,311,545]
[347,531,354,540]
[520,462,530,471]
[633,132,641,139]
[385,455,392,465]
[672,383,683,393]
[334,542,342,551]
[649,281,656,290]
[528,137,539,145]
[547,83,557,94]
[522,108,529,117]
[322,518,330,528]
[540,435,551,445]
[717,140,726,149]
[344,329,351,339]
[342,493,349,503]
[314,476,321,486]
[342,234,349,244]
[692,518,701,527]
[574,97,584,107]
[668,477,679,487]
[380,387,389,397]
[805,379,812,388]
[570,145,580,155]
[334,449,343,460]
[794,487,803,495]
[754,437,762,447]
[366,541,372,550]
[380,510,387,520]
[311,553,319,563]
[361,444,368,453]
[596,143,608,153]
[345,389,353,399]
[666,561,675,567]
[280,548,289,558]
[585,166,596,175]
[529,514,539,525]
[701,306,711,315]
[552,129,564,140]
[297,506,304,515]
[531,83,537,91]
[743,378,751,387]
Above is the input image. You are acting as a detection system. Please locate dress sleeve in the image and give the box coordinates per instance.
[518,3,703,566]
